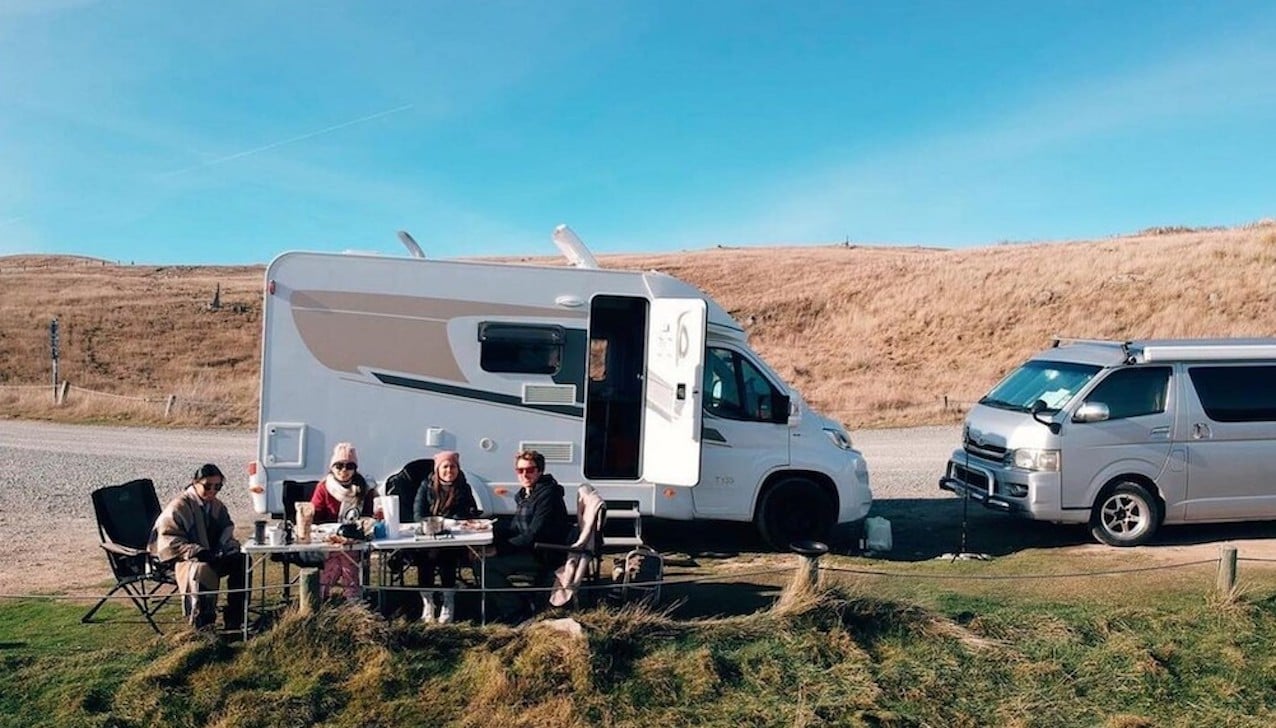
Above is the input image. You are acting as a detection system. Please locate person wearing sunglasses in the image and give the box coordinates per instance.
[310,442,379,601]
[151,463,245,631]
[488,449,570,622]
[411,450,482,624]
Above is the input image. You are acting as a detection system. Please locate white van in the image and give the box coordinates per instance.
[940,338,1276,545]
[249,232,871,549]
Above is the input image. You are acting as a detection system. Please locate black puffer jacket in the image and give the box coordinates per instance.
[413,472,481,521]
[498,473,570,553]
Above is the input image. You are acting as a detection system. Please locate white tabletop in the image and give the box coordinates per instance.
[242,520,494,554]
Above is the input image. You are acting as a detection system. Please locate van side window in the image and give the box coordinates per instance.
[477,323,563,375]
[1083,367,1170,420]
[1189,365,1276,422]
[704,347,780,421]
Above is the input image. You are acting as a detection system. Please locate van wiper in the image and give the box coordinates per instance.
[978,397,1028,412]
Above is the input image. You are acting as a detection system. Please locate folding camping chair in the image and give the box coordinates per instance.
[272,480,322,602]
[81,478,178,634]
[380,459,433,588]
[538,483,608,609]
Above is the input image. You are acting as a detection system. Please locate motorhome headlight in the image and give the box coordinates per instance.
[823,427,853,450]
[1012,448,1060,472]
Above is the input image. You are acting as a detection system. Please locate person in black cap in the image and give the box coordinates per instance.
[151,464,246,631]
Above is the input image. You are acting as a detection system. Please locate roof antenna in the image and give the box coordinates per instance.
[552,224,600,269]
[396,230,426,259]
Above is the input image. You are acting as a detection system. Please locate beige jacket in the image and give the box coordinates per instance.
[151,487,240,595]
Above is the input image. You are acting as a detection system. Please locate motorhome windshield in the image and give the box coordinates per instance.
[979,360,1102,413]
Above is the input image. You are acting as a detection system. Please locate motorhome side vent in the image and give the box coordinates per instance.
[520,441,573,463]
[522,383,577,405]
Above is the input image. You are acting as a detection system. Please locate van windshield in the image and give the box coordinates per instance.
[980,360,1102,413]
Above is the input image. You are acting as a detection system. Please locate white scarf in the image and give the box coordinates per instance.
[324,474,362,521]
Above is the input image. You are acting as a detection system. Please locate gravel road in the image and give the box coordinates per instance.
[0,419,961,595]
[6,419,1267,598]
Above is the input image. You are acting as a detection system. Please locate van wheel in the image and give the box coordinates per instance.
[1090,481,1161,547]
[756,478,835,551]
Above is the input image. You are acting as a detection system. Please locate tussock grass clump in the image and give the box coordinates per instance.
[10,582,1276,726]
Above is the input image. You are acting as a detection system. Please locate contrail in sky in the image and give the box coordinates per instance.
[157,103,414,179]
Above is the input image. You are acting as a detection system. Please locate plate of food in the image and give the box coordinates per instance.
[458,518,496,531]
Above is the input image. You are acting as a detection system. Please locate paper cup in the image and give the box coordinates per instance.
[295,502,314,542]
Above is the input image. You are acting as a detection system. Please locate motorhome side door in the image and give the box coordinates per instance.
[641,298,706,486]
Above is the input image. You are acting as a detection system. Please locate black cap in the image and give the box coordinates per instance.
[193,463,224,481]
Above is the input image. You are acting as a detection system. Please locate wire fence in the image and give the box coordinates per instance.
[0,381,230,416]
[3,548,1268,605]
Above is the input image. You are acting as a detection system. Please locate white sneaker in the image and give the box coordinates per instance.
[438,591,455,625]
[420,591,436,623]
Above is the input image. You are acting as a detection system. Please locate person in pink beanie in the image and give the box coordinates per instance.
[310,442,378,601]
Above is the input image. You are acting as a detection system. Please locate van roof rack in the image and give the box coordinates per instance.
[1050,337,1135,363]
[1132,340,1276,363]
[1052,336,1276,363]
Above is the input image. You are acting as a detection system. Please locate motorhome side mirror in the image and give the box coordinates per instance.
[771,393,791,424]
[1073,402,1111,423]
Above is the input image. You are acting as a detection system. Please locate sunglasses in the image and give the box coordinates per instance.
[201,480,224,491]
[333,462,358,471]
[515,466,539,474]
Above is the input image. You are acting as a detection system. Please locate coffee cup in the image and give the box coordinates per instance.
[295,502,314,542]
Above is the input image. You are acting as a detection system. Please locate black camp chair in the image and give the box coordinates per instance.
[82,478,178,634]
[273,480,323,602]
[380,459,433,588]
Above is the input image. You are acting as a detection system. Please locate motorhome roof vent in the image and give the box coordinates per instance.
[522,383,577,405]
[520,441,573,463]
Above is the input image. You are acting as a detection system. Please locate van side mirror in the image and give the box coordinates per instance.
[1073,402,1110,423]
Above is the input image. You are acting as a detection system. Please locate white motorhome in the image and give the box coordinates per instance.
[940,338,1276,546]
[249,233,871,548]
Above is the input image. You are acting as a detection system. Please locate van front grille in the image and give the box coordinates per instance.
[950,462,991,492]
[963,433,1007,462]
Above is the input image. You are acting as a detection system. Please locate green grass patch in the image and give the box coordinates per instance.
[7,555,1276,727]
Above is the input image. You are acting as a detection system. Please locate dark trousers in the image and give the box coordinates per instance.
[412,548,462,589]
[486,552,552,620]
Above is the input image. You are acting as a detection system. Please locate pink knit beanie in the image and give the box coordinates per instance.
[330,442,358,468]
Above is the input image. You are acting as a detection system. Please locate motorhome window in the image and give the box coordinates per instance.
[1082,367,1170,420]
[704,347,780,421]
[478,323,564,375]
[1188,365,1276,422]
[589,339,608,381]
[980,360,1101,413]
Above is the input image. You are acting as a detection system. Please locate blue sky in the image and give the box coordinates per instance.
[1,1,1273,264]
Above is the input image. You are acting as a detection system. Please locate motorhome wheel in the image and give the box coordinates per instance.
[756,477,835,551]
[1090,481,1161,547]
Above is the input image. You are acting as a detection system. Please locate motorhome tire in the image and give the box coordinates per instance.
[756,478,835,551]
[1090,481,1161,547]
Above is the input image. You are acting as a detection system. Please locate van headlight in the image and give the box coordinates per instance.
[823,427,853,450]
[1013,448,1060,472]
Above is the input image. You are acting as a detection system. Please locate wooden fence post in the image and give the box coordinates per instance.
[57,380,70,405]
[164,394,177,417]
[1217,545,1238,596]
[298,568,322,616]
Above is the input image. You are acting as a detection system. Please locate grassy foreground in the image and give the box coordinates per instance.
[6,559,1276,728]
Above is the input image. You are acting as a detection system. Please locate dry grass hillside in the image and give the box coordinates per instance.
[2,223,1274,429]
